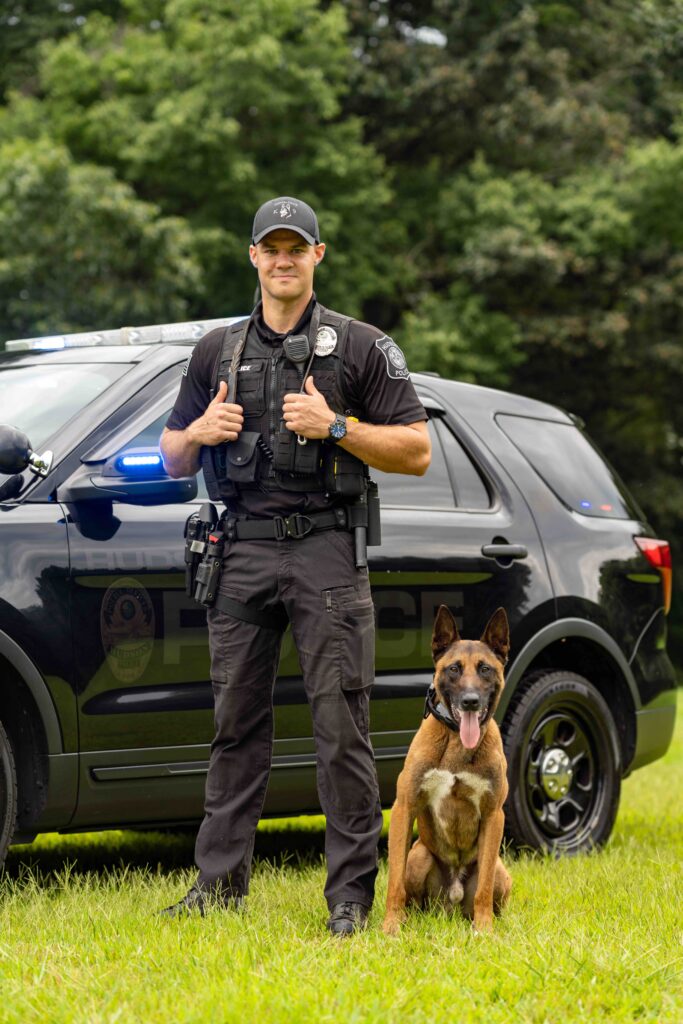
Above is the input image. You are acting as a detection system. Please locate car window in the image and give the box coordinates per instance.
[0,363,129,452]
[436,419,490,509]
[497,414,644,520]
[373,418,490,510]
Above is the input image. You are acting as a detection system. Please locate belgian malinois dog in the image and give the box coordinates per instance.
[383,606,512,936]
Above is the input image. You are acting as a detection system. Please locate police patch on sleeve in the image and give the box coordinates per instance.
[375,336,410,379]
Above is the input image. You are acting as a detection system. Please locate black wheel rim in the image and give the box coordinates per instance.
[522,699,608,851]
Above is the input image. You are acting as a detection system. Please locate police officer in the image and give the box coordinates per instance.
[160,196,430,935]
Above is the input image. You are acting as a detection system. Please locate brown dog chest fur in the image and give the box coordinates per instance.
[410,718,507,871]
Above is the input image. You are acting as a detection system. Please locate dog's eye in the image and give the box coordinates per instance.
[478,662,493,677]
[447,662,461,677]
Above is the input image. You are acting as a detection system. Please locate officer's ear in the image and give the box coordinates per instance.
[314,243,326,266]
[249,244,258,268]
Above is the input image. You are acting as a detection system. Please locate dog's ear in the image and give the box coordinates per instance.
[481,608,510,665]
[432,605,460,664]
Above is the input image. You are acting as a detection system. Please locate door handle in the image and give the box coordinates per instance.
[481,543,528,560]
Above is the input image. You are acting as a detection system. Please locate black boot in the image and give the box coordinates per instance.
[326,901,370,936]
[160,884,245,917]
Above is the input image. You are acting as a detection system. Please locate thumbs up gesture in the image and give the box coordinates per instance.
[190,380,244,446]
[282,375,335,439]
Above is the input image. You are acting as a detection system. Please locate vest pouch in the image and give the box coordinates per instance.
[323,446,367,498]
[224,431,262,483]
[272,429,323,477]
[235,360,267,415]
[292,437,322,476]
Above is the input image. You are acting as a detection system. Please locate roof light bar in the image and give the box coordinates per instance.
[5,317,245,352]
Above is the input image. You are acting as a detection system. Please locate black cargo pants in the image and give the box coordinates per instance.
[194,526,383,911]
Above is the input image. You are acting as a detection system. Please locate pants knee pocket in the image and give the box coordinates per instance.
[326,587,375,691]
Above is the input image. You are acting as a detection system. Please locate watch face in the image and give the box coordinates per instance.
[329,415,346,440]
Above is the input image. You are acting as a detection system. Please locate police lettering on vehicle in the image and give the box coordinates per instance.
[375,336,410,380]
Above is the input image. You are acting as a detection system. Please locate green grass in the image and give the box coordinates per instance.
[2,709,682,1024]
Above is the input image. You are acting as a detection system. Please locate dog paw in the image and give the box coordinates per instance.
[382,915,403,937]
[472,914,493,935]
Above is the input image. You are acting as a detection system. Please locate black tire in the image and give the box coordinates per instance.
[0,718,17,871]
[501,670,622,854]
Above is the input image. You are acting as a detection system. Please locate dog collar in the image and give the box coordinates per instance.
[424,685,459,733]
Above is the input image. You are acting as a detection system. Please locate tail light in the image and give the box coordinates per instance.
[634,537,672,615]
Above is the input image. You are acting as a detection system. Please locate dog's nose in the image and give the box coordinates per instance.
[460,691,481,712]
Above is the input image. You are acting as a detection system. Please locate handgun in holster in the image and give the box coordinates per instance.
[184,502,221,603]
[193,527,225,607]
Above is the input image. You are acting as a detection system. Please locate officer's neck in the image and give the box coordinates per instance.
[261,291,314,335]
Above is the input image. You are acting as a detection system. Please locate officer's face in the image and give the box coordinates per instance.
[249,230,325,304]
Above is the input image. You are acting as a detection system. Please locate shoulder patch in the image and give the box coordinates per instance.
[182,351,192,377]
[375,335,410,379]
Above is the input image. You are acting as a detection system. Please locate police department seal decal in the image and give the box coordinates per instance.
[315,326,338,357]
[375,336,409,379]
[100,577,155,684]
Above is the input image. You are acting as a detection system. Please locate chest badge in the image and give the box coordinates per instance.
[314,325,338,357]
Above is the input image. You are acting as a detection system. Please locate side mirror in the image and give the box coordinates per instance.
[56,447,198,505]
[0,424,53,477]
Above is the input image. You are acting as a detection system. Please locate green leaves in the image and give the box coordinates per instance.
[0,138,202,337]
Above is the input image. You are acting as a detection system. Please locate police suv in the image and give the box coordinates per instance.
[0,318,676,867]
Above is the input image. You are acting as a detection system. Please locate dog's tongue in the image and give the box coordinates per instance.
[460,711,481,749]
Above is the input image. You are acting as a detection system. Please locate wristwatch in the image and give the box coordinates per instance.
[327,413,348,443]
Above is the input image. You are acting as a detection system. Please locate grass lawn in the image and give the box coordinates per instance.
[1,707,681,1024]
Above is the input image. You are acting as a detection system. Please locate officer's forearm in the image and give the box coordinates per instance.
[338,420,431,476]
[160,425,203,479]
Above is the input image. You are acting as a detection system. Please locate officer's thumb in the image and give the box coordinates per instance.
[304,375,320,397]
[211,380,228,404]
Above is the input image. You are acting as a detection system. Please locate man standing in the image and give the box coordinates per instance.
[160,196,430,935]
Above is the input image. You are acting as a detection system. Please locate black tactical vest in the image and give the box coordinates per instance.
[201,303,367,505]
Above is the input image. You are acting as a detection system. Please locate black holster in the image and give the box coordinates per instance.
[184,502,224,606]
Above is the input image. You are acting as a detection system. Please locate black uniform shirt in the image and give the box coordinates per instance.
[166,298,427,516]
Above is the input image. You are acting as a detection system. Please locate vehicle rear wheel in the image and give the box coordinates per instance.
[0,718,17,870]
[501,670,621,854]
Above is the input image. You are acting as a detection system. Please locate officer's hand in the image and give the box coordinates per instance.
[282,376,335,439]
[188,380,244,446]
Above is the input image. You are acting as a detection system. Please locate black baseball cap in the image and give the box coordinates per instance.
[251,196,320,245]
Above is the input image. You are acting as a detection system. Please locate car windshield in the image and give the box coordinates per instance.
[0,362,129,452]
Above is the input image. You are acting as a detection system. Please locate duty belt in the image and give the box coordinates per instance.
[222,507,348,542]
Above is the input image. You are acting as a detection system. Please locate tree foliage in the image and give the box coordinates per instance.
[0,137,201,337]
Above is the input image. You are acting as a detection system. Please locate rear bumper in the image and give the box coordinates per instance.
[629,690,677,772]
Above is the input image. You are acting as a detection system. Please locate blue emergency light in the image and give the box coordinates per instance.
[115,449,165,476]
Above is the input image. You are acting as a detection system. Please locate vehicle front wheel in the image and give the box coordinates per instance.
[501,670,622,854]
[0,718,17,870]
